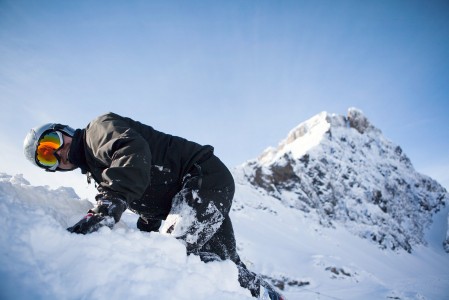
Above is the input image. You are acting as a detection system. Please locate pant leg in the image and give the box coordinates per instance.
[161,155,267,298]
[160,155,234,253]
[201,215,263,297]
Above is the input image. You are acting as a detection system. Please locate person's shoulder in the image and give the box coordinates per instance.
[88,112,123,125]
[85,113,127,143]
[94,112,121,122]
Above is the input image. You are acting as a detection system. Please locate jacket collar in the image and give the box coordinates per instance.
[69,129,90,174]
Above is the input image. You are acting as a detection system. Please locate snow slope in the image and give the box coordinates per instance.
[232,170,449,299]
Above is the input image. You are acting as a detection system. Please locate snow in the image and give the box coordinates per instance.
[2,170,447,300]
[232,108,449,299]
[0,173,251,300]
[232,170,449,300]
[259,112,332,165]
[241,109,448,253]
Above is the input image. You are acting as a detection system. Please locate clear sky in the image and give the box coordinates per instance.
[1,0,448,198]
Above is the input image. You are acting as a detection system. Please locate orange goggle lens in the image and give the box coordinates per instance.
[36,131,63,170]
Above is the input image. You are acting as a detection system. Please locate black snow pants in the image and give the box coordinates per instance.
[159,154,265,298]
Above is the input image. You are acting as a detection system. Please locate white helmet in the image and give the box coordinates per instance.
[23,123,76,171]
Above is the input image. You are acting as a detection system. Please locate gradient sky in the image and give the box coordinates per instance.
[1,0,448,198]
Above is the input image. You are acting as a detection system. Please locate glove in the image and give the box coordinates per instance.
[67,212,114,234]
[137,216,162,232]
[67,192,127,235]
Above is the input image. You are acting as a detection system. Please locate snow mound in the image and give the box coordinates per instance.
[0,173,251,300]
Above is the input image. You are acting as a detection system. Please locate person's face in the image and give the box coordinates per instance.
[55,134,76,170]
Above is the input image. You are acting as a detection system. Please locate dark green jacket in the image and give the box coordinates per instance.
[70,112,213,220]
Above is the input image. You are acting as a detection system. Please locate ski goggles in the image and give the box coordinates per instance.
[36,130,64,171]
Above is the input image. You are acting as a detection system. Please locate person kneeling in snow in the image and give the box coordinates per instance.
[23,112,284,300]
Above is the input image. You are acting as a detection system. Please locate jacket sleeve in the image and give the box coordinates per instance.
[85,116,152,204]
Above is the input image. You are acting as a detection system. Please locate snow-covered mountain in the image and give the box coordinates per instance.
[1,108,448,300]
[236,108,448,253]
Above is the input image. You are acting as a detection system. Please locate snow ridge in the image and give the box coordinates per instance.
[239,108,448,252]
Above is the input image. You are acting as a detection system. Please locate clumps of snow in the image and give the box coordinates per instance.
[0,173,251,299]
[161,190,225,250]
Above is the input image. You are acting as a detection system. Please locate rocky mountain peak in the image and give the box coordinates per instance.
[258,108,381,166]
[237,108,448,252]
[347,107,376,134]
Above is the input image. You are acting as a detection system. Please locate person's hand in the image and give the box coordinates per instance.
[67,212,114,234]
[67,190,126,235]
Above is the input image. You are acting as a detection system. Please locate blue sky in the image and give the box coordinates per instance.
[1,0,448,196]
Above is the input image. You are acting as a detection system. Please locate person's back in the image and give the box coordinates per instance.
[82,112,214,219]
[89,113,213,177]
